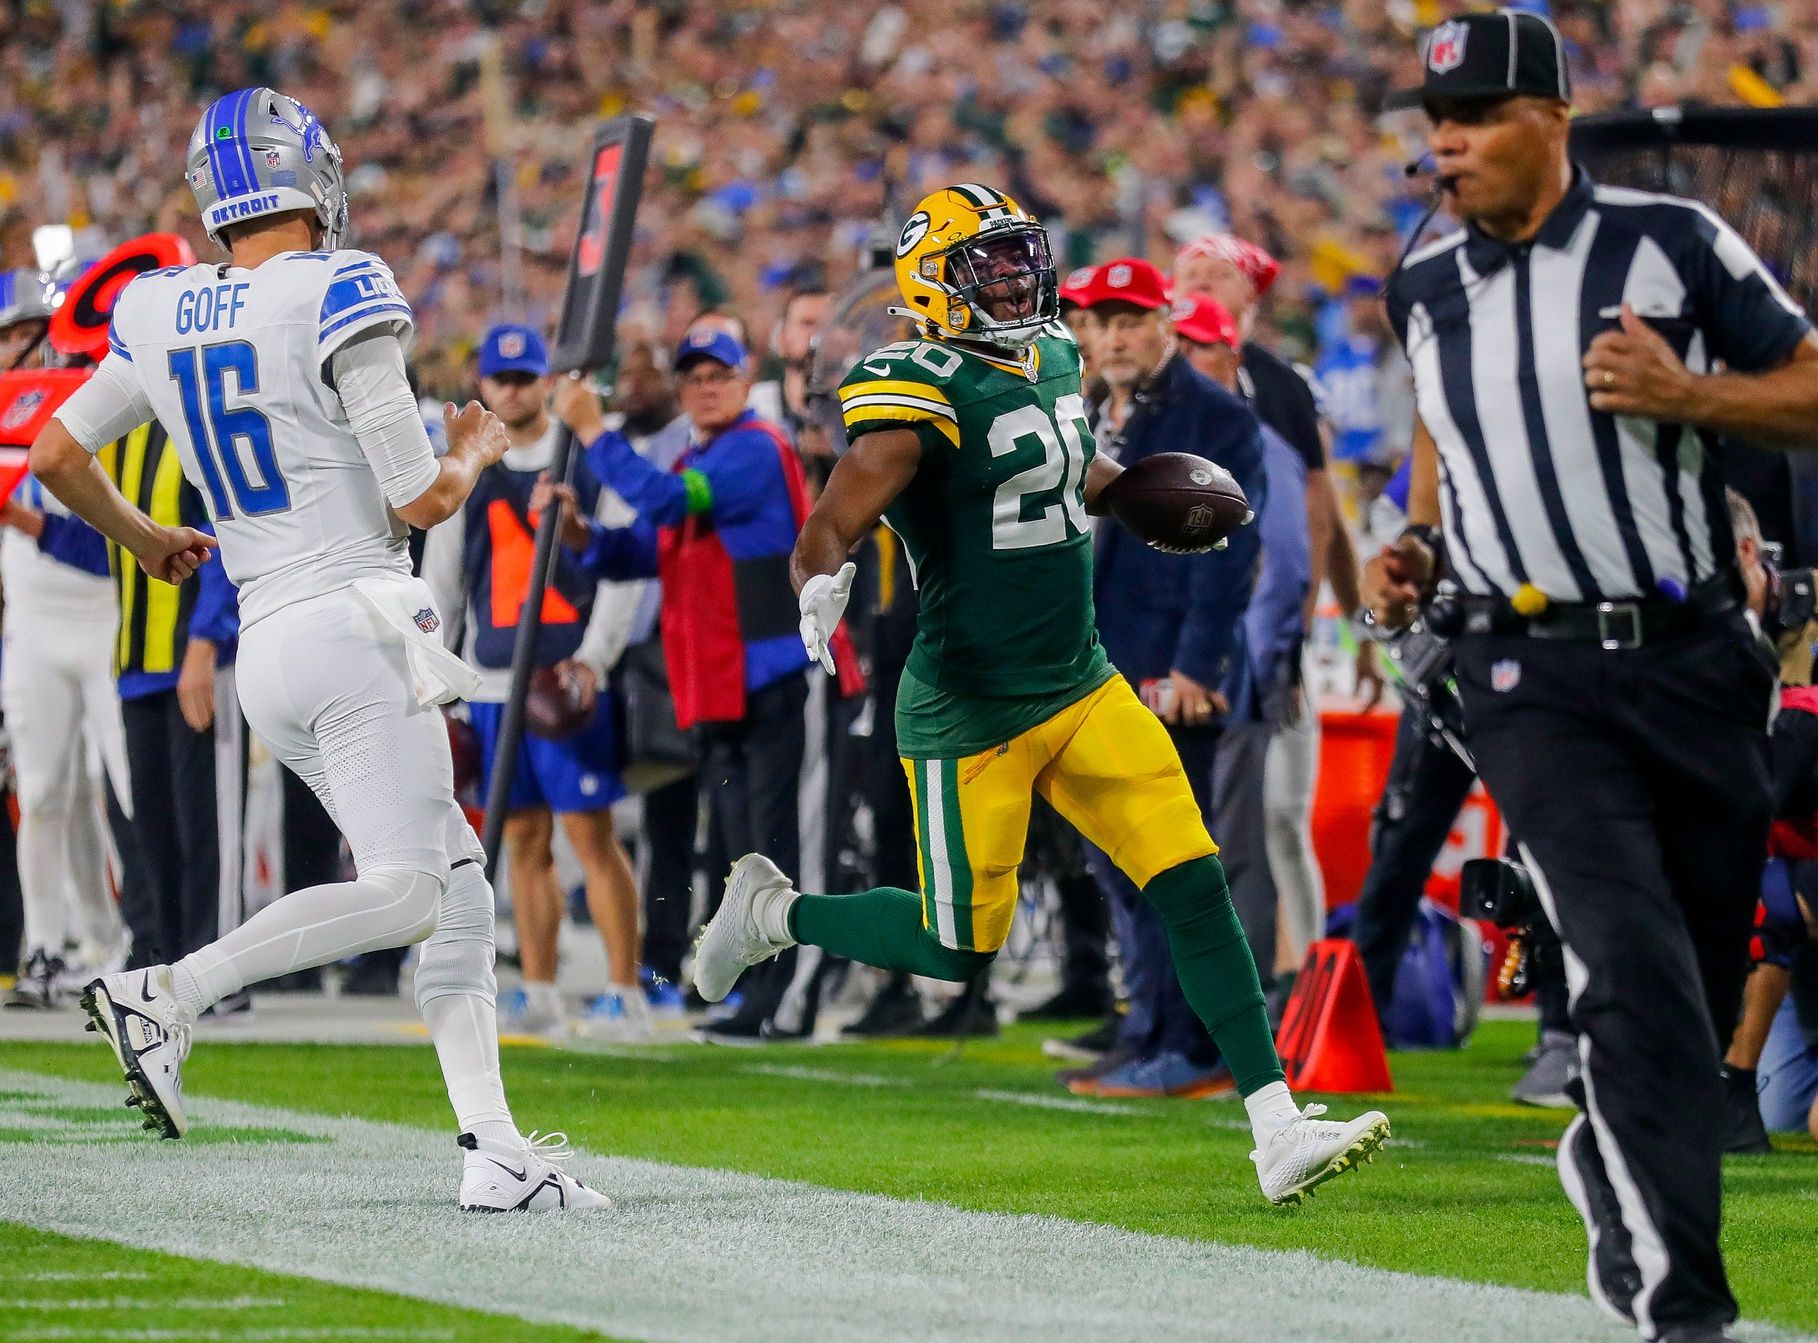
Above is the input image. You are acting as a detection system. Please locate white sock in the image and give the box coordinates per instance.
[424,992,516,1135]
[523,981,560,1014]
[171,870,437,1014]
[1245,1081,1302,1147]
[757,888,800,945]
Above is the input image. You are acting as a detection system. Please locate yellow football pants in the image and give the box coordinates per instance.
[902,675,1217,953]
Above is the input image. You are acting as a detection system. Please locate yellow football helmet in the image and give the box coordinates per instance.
[890,183,1058,349]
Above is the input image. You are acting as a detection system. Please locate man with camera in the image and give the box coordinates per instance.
[1366,13,1818,1342]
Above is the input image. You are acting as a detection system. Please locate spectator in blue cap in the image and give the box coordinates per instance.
[538,320,857,1044]
[420,322,647,1043]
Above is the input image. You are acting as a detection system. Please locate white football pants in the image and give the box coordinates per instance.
[1265,670,1326,966]
[173,588,510,1131]
[2,612,130,960]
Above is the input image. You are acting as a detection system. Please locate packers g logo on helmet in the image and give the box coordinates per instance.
[889,184,1058,350]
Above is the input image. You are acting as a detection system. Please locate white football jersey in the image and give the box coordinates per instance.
[103,249,423,628]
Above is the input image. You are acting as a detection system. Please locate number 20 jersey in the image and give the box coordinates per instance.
[837,325,1108,702]
[105,249,418,628]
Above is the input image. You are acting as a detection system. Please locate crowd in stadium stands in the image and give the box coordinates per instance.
[3,0,1818,446]
[2,0,1816,1127]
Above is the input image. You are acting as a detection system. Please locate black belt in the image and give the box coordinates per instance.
[1452,576,1739,650]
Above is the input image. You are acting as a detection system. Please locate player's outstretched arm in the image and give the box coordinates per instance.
[31,420,216,585]
[790,427,923,593]
[393,401,511,530]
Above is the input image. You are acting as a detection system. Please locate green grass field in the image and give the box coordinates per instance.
[3,1018,1813,1341]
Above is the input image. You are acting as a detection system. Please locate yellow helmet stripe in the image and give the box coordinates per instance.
[837,379,953,409]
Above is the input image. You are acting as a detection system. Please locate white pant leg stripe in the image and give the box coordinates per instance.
[924,760,958,948]
[1519,842,1670,1337]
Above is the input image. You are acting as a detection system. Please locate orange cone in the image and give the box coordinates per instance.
[1274,939,1393,1094]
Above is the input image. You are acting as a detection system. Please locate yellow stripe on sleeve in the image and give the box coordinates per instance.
[840,401,962,448]
[839,378,952,409]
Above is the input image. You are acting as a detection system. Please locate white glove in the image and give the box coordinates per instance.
[799,561,856,675]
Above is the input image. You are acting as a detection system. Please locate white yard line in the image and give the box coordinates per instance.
[0,1069,1807,1343]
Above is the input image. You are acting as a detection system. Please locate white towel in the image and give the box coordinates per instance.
[350,575,483,708]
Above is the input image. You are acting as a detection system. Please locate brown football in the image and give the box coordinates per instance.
[525,665,593,741]
[1105,451,1251,553]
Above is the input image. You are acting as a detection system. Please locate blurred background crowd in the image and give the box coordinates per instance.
[4,0,1818,453]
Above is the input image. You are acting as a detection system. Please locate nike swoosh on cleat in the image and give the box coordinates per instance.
[486,1158,529,1182]
[141,970,158,1002]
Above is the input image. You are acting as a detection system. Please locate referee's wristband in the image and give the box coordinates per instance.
[1397,524,1441,557]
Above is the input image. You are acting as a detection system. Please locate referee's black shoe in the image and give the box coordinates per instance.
[1720,1065,1772,1154]
[1557,1113,1641,1327]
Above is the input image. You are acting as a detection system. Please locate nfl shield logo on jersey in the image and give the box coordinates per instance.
[1491,658,1521,693]
[1427,20,1468,73]
[414,607,440,635]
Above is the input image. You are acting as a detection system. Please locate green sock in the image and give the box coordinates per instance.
[1141,855,1286,1096]
[790,887,995,982]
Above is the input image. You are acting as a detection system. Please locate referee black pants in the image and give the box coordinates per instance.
[1454,618,1771,1336]
[120,685,246,969]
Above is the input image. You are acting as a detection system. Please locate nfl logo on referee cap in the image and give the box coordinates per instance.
[1491,658,1521,693]
[1427,20,1468,73]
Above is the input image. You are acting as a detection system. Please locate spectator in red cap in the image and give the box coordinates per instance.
[1058,264,1103,385]
[1054,257,1272,1100]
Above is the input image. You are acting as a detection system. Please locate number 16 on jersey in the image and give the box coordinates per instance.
[168,340,291,517]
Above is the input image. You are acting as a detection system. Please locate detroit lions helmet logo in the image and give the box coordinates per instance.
[270,102,328,162]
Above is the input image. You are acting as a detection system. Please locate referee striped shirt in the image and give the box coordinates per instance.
[1386,168,1812,602]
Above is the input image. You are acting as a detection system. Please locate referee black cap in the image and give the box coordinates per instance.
[1384,10,1572,111]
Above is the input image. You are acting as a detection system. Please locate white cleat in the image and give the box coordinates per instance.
[691,853,797,1003]
[1253,1104,1390,1205]
[80,967,194,1140]
[458,1130,613,1212]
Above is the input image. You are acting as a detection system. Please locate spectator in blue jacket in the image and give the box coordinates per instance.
[1059,259,1266,1100]
[1174,295,1314,999]
[538,328,827,1044]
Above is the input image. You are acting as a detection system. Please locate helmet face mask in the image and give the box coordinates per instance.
[892,185,1059,350]
[186,89,350,253]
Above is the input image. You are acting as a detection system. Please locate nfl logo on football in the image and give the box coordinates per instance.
[1183,504,1214,535]
[1427,19,1468,73]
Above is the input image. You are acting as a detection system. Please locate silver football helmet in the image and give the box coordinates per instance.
[185,88,349,252]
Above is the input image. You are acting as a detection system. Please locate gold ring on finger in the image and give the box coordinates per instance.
[1603,370,1615,388]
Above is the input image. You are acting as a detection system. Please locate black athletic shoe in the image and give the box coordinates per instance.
[5,949,67,1009]
[1017,983,1110,1022]
[842,977,927,1037]
[1041,1014,1121,1063]
[1721,1066,1773,1155]
[908,987,999,1038]
[1557,1113,1641,1326]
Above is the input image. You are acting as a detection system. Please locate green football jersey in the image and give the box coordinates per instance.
[837,324,1113,758]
